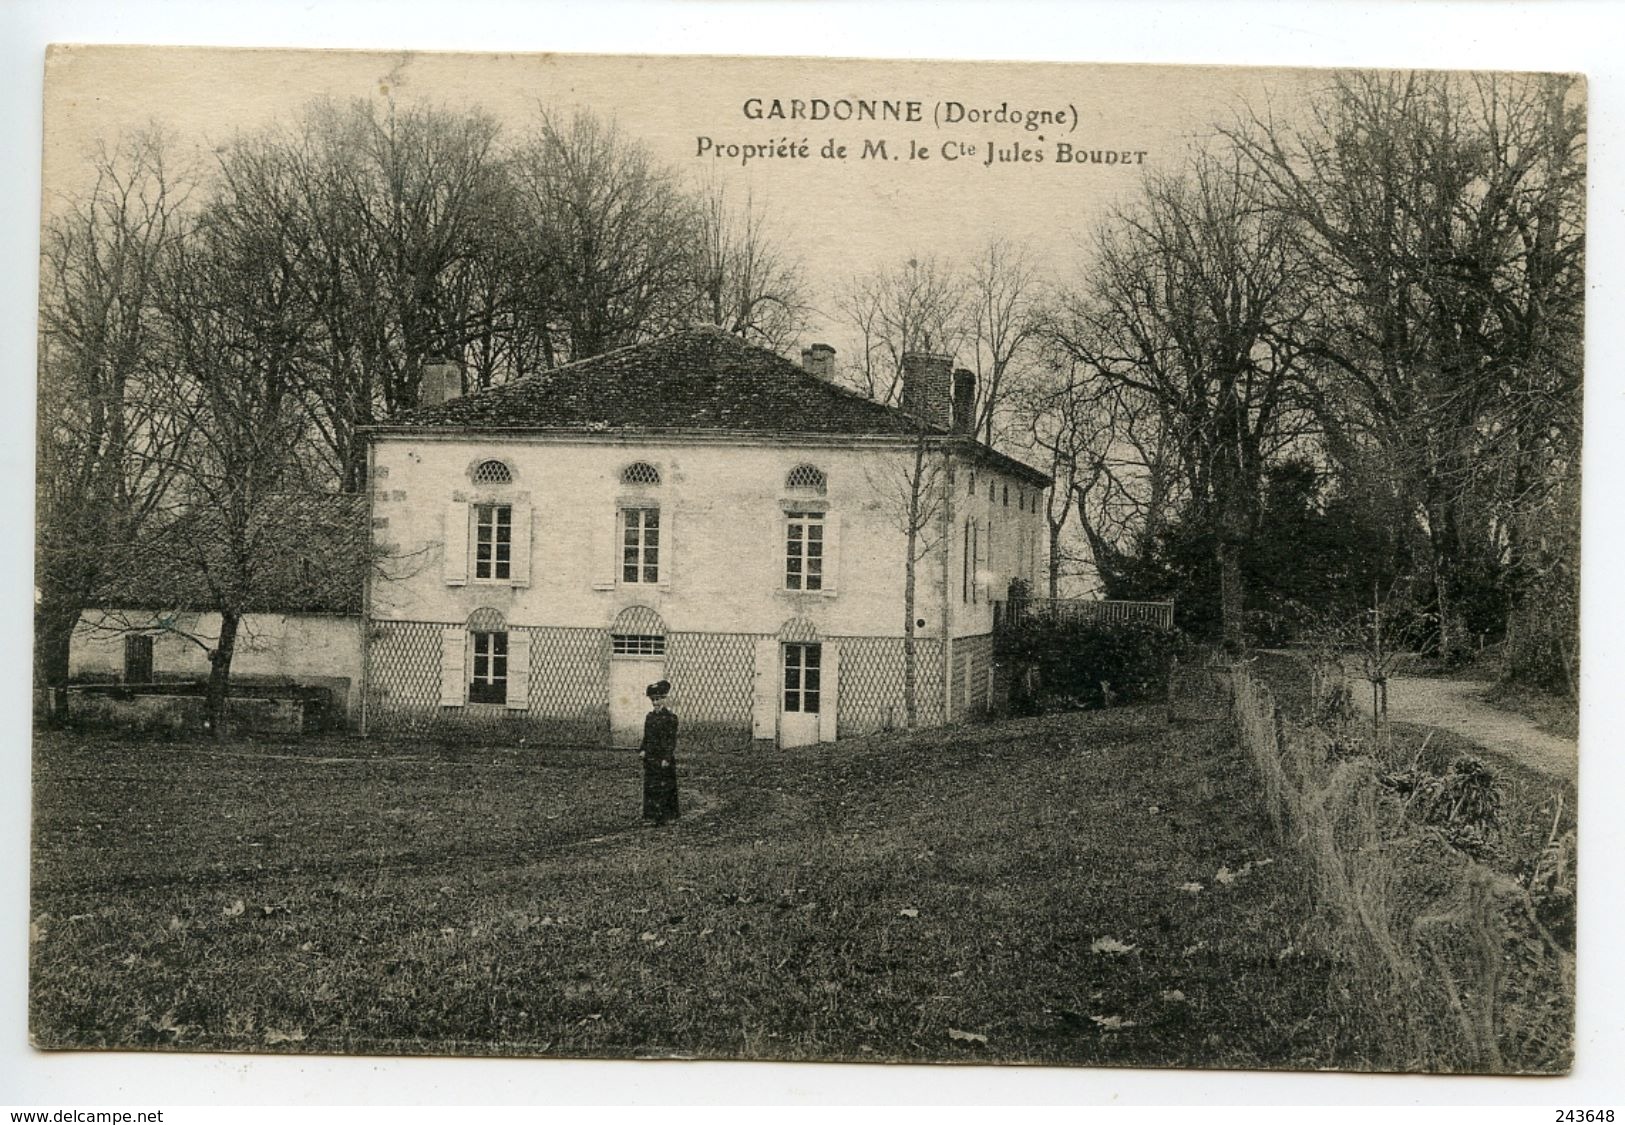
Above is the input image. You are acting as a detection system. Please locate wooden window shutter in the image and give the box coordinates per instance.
[444,502,469,586]
[439,626,467,707]
[975,518,989,602]
[751,637,778,740]
[656,506,673,590]
[820,512,841,596]
[818,642,840,743]
[510,499,533,587]
[591,508,617,590]
[505,631,531,710]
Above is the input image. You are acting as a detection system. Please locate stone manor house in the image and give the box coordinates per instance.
[361,327,1050,748]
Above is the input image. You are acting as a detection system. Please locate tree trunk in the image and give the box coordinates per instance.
[1047,521,1063,598]
[34,600,79,689]
[33,598,82,726]
[903,551,918,730]
[206,610,241,739]
[1425,490,1468,666]
[1216,537,1246,654]
[901,436,925,730]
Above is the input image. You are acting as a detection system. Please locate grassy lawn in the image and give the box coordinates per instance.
[32,708,1346,1067]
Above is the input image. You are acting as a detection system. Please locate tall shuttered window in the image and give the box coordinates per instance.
[785,511,824,591]
[621,507,661,584]
[783,642,821,714]
[474,504,512,581]
[470,630,508,704]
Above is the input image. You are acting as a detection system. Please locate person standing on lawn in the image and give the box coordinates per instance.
[640,679,680,824]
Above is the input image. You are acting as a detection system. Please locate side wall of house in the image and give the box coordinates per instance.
[70,610,364,723]
[945,462,1047,642]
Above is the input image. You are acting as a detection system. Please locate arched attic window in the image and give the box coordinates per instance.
[473,459,512,485]
[622,461,662,486]
[785,464,827,493]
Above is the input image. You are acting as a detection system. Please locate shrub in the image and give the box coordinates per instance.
[996,617,1184,711]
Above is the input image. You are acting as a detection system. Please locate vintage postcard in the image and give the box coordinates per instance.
[31,46,1580,1074]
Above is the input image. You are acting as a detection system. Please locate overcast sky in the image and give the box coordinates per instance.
[43,47,1315,356]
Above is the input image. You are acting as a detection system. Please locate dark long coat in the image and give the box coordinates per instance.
[640,706,680,823]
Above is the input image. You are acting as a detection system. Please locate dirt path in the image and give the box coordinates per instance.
[1384,675,1577,781]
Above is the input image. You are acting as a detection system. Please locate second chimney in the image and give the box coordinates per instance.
[418,356,464,409]
[899,352,954,431]
[952,368,977,436]
[800,343,836,381]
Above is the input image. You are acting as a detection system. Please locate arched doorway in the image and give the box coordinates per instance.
[763,617,837,748]
[608,605,666,749]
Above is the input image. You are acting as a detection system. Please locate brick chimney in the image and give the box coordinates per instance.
[899,352,953,430]
[952,368,977,436]
[800,343,836,381]
[418,356,464,408]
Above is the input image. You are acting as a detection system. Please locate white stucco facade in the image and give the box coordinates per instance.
[363,430,1046,746]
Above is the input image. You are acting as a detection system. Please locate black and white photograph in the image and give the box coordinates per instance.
[17,29,1597,1098]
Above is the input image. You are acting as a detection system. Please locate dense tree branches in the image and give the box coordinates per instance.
[35,129,193,695]
[1049,153,1316,646]
[35,95,813,697]
[1024,70,1582,680]
[833,241,1047,450]
[1228,71,1584,665]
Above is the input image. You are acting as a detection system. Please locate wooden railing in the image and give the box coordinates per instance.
[1005,597,1176,630]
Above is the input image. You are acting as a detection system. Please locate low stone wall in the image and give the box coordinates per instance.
[66,685,333,735]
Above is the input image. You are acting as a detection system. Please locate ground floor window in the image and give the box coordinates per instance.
[470,630,508,704]
[783,642,821,713]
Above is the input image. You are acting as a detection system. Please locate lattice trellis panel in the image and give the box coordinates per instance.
[777,616,821,642]
[951,648,969,719]
[367,619,609,742]
[370,619,949,744]
[964,633,994,714]
[366,619,444,733]
[528,626,611,742]
[665,631,759,731]
[610,604,667,635]
[830,635,944,734]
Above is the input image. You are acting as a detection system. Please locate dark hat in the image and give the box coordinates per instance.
[646,680,671,700]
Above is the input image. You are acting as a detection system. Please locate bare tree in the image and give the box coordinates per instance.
[1053,151,1314,648]
[864,428,950,729]
[833,255,966,405]
[207,98,513,490]
[689,176,809,354]
[35,129,193,701]
[150,193,323,735]
[1229,70,1584,664]
[964,237,1047,449]
[1016,347,1182,597]
[510,108,697,364]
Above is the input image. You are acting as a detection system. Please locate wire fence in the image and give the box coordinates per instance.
[1227,662,1573,1072]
